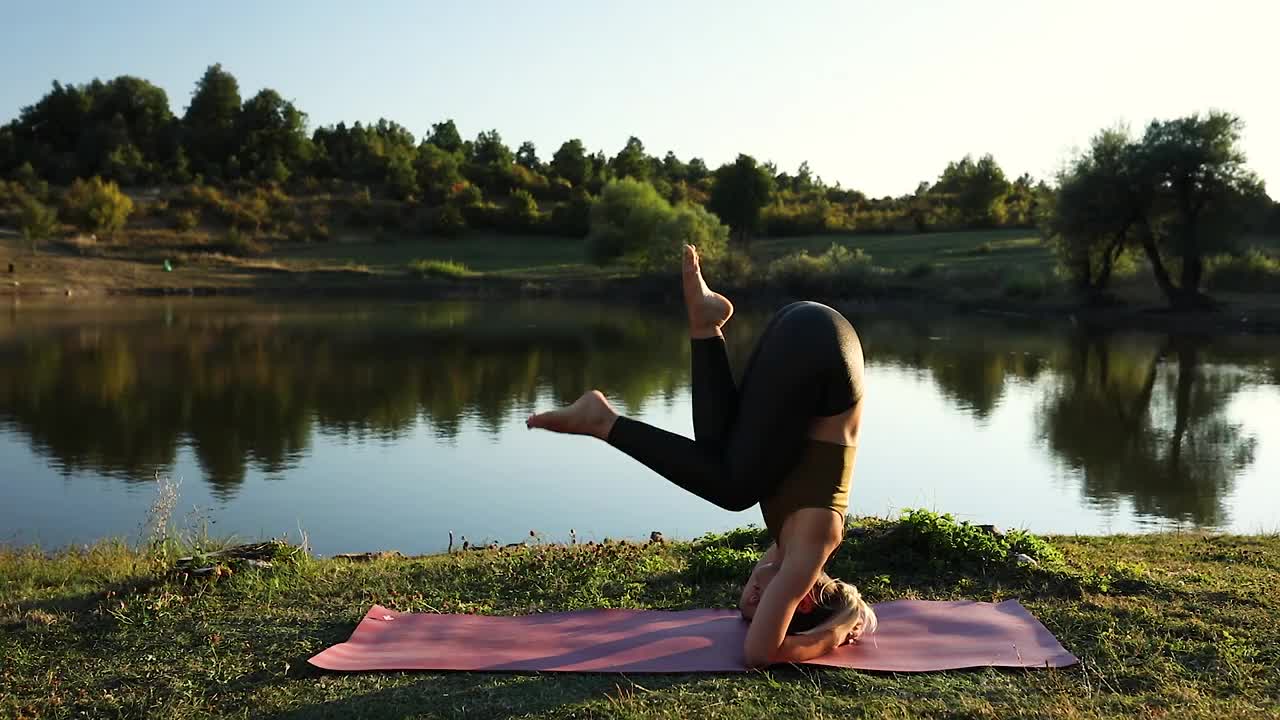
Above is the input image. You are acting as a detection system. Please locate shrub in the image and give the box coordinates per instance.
[408,258,473,279]
[173,209,199,232]
[63,177,134,239]
[587,178,728,271]
[765,243,880,296]
[19,194,59,252]
[1001,269,1051,299]
[221,227,265,257]
[504,189,540,232]
[1205,250,1280,293]
[549,189,593,238]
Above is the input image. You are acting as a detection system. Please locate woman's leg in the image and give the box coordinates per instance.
[527,249,861,512]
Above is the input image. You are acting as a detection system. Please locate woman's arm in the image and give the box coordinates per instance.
[741,540,827,668]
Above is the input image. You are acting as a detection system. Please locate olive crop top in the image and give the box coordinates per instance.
[760,439,855,541]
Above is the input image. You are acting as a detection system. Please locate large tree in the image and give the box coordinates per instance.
[609,136,650,181]
[425,119,463,153]
[182,64,242,179]
[708,154,774,245]
[1132,112,1265,309]
[236,89,312,183]
[1046,128,1142,298]
[932,154,1011,227]
[550,139,592,187]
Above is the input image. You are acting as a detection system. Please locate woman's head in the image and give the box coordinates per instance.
[740,569,877,641]
[789,573,877,641]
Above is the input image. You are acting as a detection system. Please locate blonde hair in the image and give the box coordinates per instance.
[795,573,878,641]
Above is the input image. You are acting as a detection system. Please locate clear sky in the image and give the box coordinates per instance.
[2,0,1275,197]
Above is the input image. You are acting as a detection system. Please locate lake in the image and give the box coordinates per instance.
[1,298,1277,556]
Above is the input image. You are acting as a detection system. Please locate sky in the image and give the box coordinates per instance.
[2,0,1276,197]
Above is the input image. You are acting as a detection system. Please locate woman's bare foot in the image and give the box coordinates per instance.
[526,390,619,439]
[683,245,734,339]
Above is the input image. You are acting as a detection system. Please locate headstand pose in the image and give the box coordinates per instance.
[527,244,876,667]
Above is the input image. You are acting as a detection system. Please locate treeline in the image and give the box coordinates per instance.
[0,65,1045,241]
[2,64,1278,308]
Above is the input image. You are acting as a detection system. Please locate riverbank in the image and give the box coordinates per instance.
[2,513,1277,719]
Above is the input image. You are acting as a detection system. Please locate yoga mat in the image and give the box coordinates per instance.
[309,599,1078,673]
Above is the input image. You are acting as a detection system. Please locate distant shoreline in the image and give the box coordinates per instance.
[5,269,1280,336]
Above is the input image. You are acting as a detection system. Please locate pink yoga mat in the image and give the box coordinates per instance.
[309,599,1077,673]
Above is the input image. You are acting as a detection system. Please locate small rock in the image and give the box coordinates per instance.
[1012,553,1038,567]
[245,559,273,569]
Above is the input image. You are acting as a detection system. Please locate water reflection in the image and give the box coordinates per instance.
[0,300,1274,528]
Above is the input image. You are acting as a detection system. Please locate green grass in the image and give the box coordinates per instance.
[3,512,1278,719]
[752,229,1055,274]
[275,232,618,280]
[407,258,476,280]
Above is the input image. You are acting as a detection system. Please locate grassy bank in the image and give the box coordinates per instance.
[3,513,1278,719]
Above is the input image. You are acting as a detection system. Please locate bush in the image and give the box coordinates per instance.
[63,177,134,239]
[587,178,728,271]
[1205,250,1280,293]
[548,189,593,238]
[19,194,59,252]
[504,189,540,232]
[408,258,473,279]
[1001,269,1051,299]
[765,243,880,296]
[172,209,199,232]
[221,227,265,257]
[851,509,1066,577]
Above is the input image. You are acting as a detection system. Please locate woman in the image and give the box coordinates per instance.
[527,244,876,667]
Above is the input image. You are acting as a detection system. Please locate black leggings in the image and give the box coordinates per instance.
[606,301,864,511]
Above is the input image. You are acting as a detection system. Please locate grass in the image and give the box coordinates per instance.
[3,510,1278,719]
[407,258,476,280]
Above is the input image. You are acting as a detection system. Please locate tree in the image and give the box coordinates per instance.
[236,89,312,183]
[426,119,463,153]
[63,177,133,239]
[1047,128,1142,299]
[708,154,774,245]
[414,143,464,202]
[1132,112,1266,309]
[550,139,592,187]
[609,137,650,181]
[515,141,541,171]
[932,154,1011,227]
[19,193,59,253]
[183,64,242,179]
[661,151,688,183]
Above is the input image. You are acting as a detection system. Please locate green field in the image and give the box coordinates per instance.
[3,513,1278,719]
[271,228,1053,280]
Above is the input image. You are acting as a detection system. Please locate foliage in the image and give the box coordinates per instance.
[1205,250,1280,293]
[765,243,879,296]
[18,193,59,252]
[408,258,474,279]
[587,178,728,271]
[550,138,592,188]
[930,154,1012,228]
[183,64,242,179]
[708,154,774,244]
[62,176,133,238]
